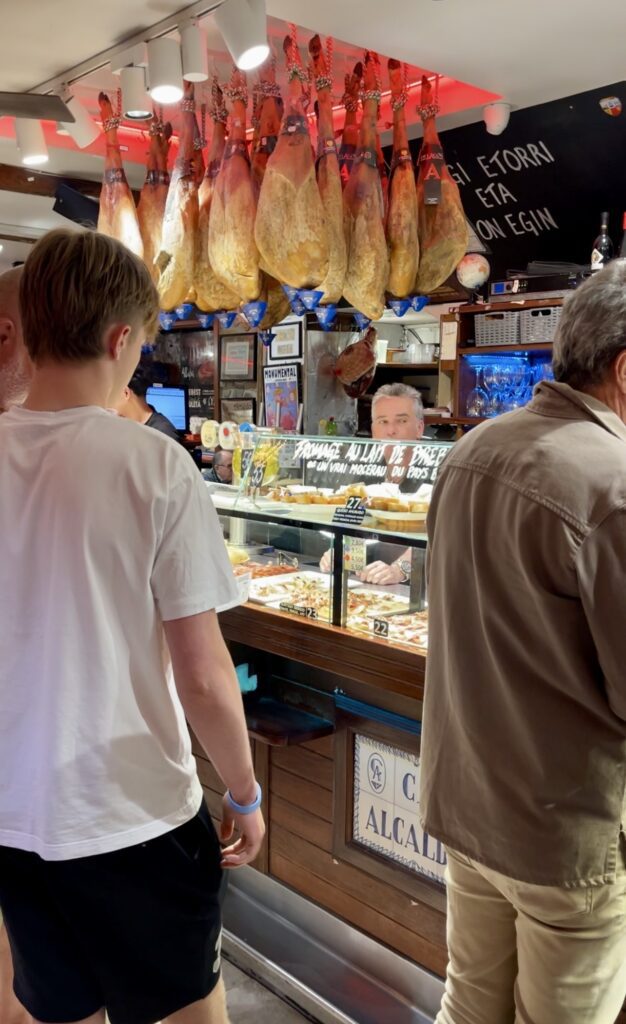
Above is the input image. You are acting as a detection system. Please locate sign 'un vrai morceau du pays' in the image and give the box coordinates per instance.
[353,735,446,885]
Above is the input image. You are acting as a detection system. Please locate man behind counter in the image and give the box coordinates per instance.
[115,364,181,441]
[321,383,424,584]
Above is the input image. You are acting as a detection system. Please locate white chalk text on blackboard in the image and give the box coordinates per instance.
[448,139,559,244]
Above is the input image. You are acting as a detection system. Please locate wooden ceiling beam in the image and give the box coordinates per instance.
[0,162,101,200]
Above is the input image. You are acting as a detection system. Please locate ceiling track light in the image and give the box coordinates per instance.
[15,118,49,166]
[181,21,208,83]
[214,0,269,72]
[147,36,184,105]
[120,66,152,120]
[57,88,100,149]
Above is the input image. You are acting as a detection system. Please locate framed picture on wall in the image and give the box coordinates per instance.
[221,398,256,424]
[220,334,257,380]
[267,321,303,362]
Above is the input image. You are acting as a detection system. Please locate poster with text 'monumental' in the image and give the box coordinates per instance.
[263,363,300,430]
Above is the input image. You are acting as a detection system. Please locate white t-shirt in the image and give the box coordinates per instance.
[0,405,239,860]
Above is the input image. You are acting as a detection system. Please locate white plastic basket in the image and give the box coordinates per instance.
[520,306,562,345]
[475,311,521,347]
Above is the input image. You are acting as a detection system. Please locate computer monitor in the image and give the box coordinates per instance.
[145,386,187,432]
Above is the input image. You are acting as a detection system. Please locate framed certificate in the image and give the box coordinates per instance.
[267,321,303,362]
[220,334,257,380]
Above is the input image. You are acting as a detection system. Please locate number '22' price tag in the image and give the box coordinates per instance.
[372,618,390,638]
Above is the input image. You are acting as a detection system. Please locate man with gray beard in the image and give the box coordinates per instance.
[0,267,31,413]
[0,265,32,1024]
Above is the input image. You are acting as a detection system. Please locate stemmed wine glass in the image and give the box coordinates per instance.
[465,365,489,418]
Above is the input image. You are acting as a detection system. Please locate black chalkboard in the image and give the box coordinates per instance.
[384,81,626,278]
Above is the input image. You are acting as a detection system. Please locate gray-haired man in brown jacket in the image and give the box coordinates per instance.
[421,260,626,1024]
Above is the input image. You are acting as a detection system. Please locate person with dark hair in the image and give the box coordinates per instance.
[0,228,264,1024]
[422,261,626,1024]
[114,363,181,441]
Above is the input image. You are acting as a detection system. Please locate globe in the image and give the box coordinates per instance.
[457,253,491,290]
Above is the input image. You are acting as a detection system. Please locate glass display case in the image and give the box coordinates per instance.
[209,434,453,654]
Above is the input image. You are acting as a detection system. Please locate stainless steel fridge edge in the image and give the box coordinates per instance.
[223,867,442,1024]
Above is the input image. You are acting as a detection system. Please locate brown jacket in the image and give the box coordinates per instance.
[420,382,626,887]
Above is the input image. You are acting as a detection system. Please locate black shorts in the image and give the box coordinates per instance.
[0,799,225,1024]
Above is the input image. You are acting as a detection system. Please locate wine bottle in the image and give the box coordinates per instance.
[619,212,626,258]
[591,212,613,271]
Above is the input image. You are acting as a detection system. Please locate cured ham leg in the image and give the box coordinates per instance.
[342,52,389,321]
[338,63,362,188]
[156,82,200,310]
[376,131,389,223]
[137,116,172,285]
[194,82,240,312]
[386,59,419,298]
[309,34,347,305]
[248,66,291,329]
[254,36,329,290]
[251,60,282,198]
[414,76,468,294]
[208,69,260,303]
[97,93,143,258]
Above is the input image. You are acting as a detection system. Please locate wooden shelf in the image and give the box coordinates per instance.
[457,297,565,314]
[376,362,439,372]
[424,416,469,425]
[458,343,553,355]
[244,696,334,747]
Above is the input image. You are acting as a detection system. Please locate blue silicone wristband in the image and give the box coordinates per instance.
[225,782,262,816]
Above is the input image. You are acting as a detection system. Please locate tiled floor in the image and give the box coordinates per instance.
[223,960,312,1023]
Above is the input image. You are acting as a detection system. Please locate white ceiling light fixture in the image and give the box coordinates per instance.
[15,118,48,166]
[484,101,512,135]
[58,88,100,149]
[214,0,269,72]
[147,36,184,105]
[181,21,208,83]
[120,66,152,120]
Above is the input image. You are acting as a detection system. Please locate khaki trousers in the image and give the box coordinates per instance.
[437,847,626,1024]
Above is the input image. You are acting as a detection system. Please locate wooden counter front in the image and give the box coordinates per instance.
[202,602,448,980]
[219,601,426,704]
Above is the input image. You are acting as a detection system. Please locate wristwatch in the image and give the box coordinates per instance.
[397,559,412,583]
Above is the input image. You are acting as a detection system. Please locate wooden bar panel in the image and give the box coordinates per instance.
[271,746,334,791]
[271,795,333,852]
[301,734,335,758]
[272,852,447,977]
[270,766,333,822]
[272,824,445,949]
